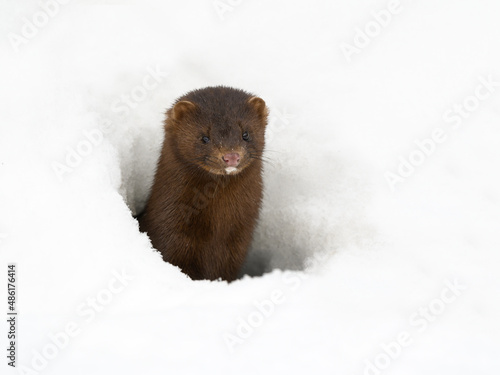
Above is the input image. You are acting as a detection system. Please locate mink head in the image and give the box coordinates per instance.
[165,86,268,176]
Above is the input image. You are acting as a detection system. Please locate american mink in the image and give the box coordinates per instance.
[139,86,269,281]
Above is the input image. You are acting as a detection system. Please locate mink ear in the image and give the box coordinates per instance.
[247,96,269,121]
[171,101,196,122]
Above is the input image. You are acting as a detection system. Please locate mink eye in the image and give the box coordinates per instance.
[202,136,210,144]
[242,131,250,141]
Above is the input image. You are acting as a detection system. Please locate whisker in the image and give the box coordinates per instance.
[249,156,276,167]
[249,152,274,161]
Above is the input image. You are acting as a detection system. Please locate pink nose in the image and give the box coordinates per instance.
[223,153,240,167]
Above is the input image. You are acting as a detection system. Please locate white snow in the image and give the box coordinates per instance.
[1,0,500,374]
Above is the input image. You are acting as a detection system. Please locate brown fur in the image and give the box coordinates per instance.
[139,86,268,281]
